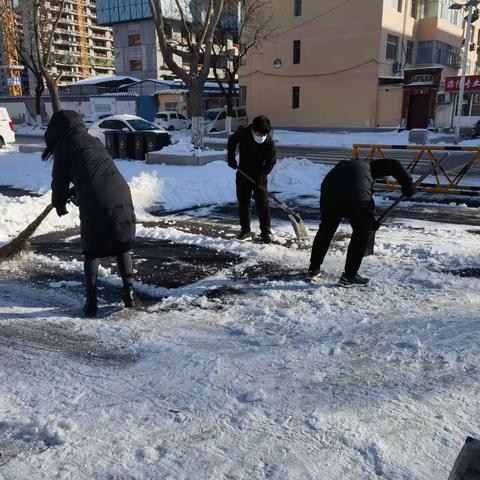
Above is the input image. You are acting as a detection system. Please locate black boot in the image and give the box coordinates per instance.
[83,287,98,317]
[123,285,136,308]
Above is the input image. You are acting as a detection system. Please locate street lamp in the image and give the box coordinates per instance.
[450,0,480,142]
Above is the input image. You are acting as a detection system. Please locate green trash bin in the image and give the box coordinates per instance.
[117,131,133,160]
[144,131,171,153]
[104,130,119,159]
[132,131,146,160]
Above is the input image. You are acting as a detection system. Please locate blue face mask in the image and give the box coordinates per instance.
[254,134,267,144]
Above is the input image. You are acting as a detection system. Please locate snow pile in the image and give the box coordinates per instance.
[269,157,328,196]
[0,151,327,243]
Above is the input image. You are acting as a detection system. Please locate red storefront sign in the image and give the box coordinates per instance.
[445,75,480,92]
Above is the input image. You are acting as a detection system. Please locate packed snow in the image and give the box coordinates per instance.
[0,149,479,479]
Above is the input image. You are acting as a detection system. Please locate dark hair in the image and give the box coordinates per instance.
[251,115,271,135]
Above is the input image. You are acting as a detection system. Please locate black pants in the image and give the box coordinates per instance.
[236,174,271,236]
[84,251,134,290]
[310,208,374,277]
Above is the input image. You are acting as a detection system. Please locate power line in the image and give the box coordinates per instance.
[241,59,382,79]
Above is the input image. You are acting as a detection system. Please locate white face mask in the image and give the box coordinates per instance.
[254,134,267,144]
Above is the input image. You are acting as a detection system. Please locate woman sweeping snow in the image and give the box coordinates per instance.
[42,110,136,317]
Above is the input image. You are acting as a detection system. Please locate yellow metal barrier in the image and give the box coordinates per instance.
[352,144,480,196]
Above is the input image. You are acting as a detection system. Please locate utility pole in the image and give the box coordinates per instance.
[450,0,479,142]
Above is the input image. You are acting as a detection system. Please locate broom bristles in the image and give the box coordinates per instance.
[0,204,54,261]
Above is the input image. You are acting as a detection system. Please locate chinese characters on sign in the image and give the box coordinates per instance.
[445,75,480,92]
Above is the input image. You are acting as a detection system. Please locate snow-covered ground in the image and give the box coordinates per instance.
[0,150,479,479]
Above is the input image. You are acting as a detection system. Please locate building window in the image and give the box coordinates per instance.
[129,59,142,71]
[128,34,141,46]
[425,0,461,26]
[417,40,461,67]
[240,85,247,106]
[164,22,173,38]
[411,0,418,18]
[387,34,399,60]
[293,40,301,64]
[406,40,414,64]
[391,0,402,12]
[292,86,300,109]
[165,102,178,111]
[294,0,302,16]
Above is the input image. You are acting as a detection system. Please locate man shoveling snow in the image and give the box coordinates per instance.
[308,158,416,287]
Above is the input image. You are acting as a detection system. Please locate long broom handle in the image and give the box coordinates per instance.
[375,153,450,227]
[236,168,298,217]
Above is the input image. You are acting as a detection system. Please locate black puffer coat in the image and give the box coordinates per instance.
[320,158,412,212]
[45,110,136,258]
[227,126,277,181]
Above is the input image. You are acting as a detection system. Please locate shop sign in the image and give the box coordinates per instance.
[445,75,480,92]
[411,74,433,83]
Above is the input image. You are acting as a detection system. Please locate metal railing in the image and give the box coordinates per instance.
[352,144,480,196]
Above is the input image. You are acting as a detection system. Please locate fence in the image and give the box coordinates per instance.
[352,144,480,196]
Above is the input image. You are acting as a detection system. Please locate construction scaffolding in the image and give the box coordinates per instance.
[352,144,480,196]
[0,0,23,96]
[76,0,90,78]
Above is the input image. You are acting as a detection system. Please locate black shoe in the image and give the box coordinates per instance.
[260,233,272,244]
[338,273,369,288]
[306,266,322,282]
[83,288,98,317]
[236,231,252,241]
[123,285,136,308]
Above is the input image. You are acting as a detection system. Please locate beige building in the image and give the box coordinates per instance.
[239,0,480,130]
[19,0,115,92]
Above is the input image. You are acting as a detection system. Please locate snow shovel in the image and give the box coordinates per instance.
[237,168,310,241]
[364,153,450,257]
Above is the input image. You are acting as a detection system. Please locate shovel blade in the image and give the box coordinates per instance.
[288,214,310,241]
[364,230,375,257]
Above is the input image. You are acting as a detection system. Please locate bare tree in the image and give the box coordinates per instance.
[148,0,225,148]
[28,0,67,113]
[212,0,276,132]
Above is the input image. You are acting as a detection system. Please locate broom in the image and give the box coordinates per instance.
[0,203,55,261]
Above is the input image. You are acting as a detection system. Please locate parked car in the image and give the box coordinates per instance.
[154,111,191,131]
[88,114,167,145]
[84,113,113,125]
[204,107,248,133]
[0,107,15,147]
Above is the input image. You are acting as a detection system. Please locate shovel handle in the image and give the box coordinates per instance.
[374,153,450,229]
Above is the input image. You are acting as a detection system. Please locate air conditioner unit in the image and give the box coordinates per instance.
[470,42,477,51]
[437,92,452,104]
[392,62,403,73]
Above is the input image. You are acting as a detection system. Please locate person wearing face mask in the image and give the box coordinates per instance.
[227,115,277,243]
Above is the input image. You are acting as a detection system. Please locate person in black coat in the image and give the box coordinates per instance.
[227,115,277,243]
[308,158,416,287]
[42,110,136,316]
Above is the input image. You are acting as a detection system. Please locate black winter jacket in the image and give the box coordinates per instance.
[227,126,277,181]
[320,158,413,212]
[45,110,136,257]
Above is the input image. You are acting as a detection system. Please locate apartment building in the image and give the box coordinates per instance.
[19,0,115,93]
[239,0,479,130]
[95,0,237,82]
[0,1,29,96]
